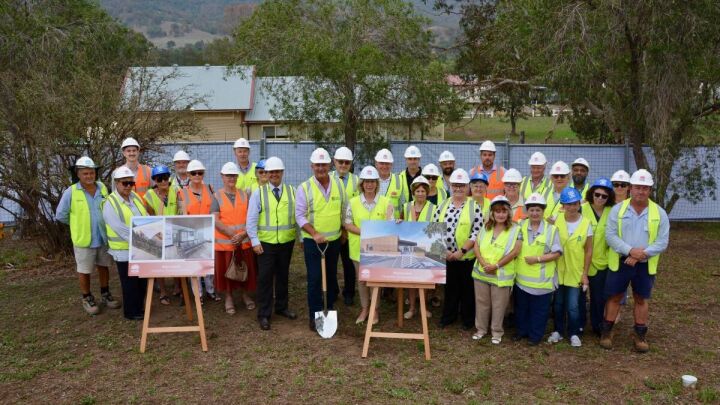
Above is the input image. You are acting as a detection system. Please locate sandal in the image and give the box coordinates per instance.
[225,302,236,315]
[208,292,222,302]
[243,295,256,310]
[159,295,170,306]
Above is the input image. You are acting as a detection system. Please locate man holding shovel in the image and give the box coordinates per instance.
[296,148,346,335]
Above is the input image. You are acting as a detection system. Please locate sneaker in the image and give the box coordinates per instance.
[472,332,484,340]
[101,292,121,309]
[632,332,649,353]
[403,310,415,320]
[547,331,563,344]
[570,335,582,347]
[491,336,502,345]
[82,295,100,315]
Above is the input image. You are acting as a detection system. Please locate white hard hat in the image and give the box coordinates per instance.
[502,168,523,183]
[310,147,331,164]
[524,192,547,207]
[264,156,285,171]
[220,162,240,175]
[550,161,571,175]
[449,168,470,184]
[404,145,422,158]
[630,169,654,186]
[359,166,379,180]
[173,150,190,162]
[572,157,590,170]
[611,170,631,183]
[411,176,430,188]
[479,140,496,153]
[528,152,547,166]
[233,137,251,149]
[334,146,353,161]
[438,150,455,162]
[113,166,134,179]
[121,137,140,150]
[75,156,96,169]
[187,159,206,172]
[374,148,394,163]
[422,163,440,177]
[490,195,511,207]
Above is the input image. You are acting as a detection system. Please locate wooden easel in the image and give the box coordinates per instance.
[362,281,435,360]
[140,277,208,353]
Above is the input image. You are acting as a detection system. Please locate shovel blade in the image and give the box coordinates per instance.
[314,310,337,338]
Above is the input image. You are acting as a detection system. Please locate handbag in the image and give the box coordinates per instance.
[225,250,248,282]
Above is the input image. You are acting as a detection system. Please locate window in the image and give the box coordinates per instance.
[262,125,288,140]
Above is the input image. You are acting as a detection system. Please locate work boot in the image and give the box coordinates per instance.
[599,320,614,349]
[632,325,649,353]
[82,295,100,315]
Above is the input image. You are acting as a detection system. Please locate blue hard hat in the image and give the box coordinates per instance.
[470,172,489,184]
[592,177,613,190]
[256,159,266,170]
[151,165,170,178]
[560,187,582,204]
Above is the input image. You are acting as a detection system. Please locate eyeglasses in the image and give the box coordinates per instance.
[425,176,438,181]
[612,182,629,188]
[189,171,205,177]
[593,192,609,200]
[154,175,170,182]
[451,184,466,189]
[552,174,567,179]
[120,181,135,187]
[504,183,519,188]
[470,182,486,187]
[335,160,351,165]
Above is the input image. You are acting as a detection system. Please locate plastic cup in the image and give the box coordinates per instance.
[681,375,697,388]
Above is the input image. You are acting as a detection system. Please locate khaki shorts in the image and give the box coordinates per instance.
[73,246,113,274]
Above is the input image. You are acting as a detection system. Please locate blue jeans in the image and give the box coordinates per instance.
[514,286,552,344]
[303,238,340,318]
[588,270,608,334]
[553,286,581,337]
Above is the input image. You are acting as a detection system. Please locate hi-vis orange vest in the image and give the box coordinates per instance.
[134,164,152,197]
[470,166,505,199]
[180,184,213,215]
[214,189,250,251]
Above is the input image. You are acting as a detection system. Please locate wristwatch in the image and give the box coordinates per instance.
[460,247,468,254]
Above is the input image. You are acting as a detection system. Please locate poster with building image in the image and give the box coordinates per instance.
[359,220,446,284]
[129,215,215,277]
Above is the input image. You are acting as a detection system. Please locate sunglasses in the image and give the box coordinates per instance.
[425,176,438,181]
[153,175,170,182]
[120,181,135,187]
[593,192,609,200]
[451,184,466,189]
[189,171,205,177]
[335,160,351,165]
[612,182,629,188]
[552,174,567,179]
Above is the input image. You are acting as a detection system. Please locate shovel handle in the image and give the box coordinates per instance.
[320,254,327,300]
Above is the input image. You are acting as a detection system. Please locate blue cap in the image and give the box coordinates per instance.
[470,172,489,184]
[592,177,612,190]
[256,159,266,170]
[151,165,170,178]
[560,187,582,204]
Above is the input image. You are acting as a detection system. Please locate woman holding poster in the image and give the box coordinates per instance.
[344,166,394,325]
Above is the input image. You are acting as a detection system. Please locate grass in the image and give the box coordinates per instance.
[445,116,578,143]
[0,224,719,403]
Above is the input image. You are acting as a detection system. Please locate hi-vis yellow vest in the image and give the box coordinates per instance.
[515,220,557,290]
[300,176,345,241]
[608,199,662,275]
[331,171,359,200]
[144,186,179,216]
[105,192,148,250]
[69,182,108,247]
[581,202,611,276]
[348,195,390,262]
[402,201,435,222]
[473,224,520,287]
[235,162,258,192]
[544,191,564,220]
[381,173,405,218]
[257,183,297,244]
[520,176,552,200]
[436,198,477,260]
[474,197,491,224]
[399,169,422,202]
[555,214,590,287]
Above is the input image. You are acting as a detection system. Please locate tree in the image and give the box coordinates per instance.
[0,0,202,252]
[230,0,465,162]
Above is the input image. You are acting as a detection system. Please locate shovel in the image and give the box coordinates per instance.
[314,242,337,338]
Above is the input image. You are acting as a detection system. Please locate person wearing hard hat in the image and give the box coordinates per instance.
[232,138,258,193]
[344,166,394,324]
[571,158,591,198]
[601,169,669,353]
[611,170,631,203]
[422,163,448,205]
[399,176,436,320]
[521,152,551,200]
[374,148,405,218]
[248,159,268,195]
[547,187,593,348]
[102,166,150,320]
[469,172,490,223]
[502,168,527,222]
[513,193,562,346]
[211,162,257,316]
[143,164,182,306]
[433,169,483,330]
[331,146,359,306]
[437,150,456,197]
[472,195,521,344]
[296,148,346,331]
[398,145,423,202]
[545,161,571,223]
[247,157,298,330]
[580,178,616,336]
[178,159,220,303]
[470,140,506,199]
[115,137,153,198]
[170,150,191,189]
[55,156,120,315]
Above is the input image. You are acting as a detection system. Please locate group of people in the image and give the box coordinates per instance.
[56,137,669,352]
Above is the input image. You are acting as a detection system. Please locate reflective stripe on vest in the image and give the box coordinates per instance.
[555,214,590,287]
[472,166,505,199]
[347,195,391,262]
[301,176,344,241]
[144,186,178,216]
[581,202,611,276]
[608,199,661,275]
[214,189,249,250]
[515,220,557,289]
[544,191,564,220]
[403,201,435,222]
[257,183,297,244]
[105,192,147,250]
[472,224,519,287]
[69,182,108,247]
[180,184,212,215]
[134,165,152,197]
[520,177,552,200]
[383,173,404,218]
[235,162,258,192]
[332,171,358,200]
[437,197,477,260]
